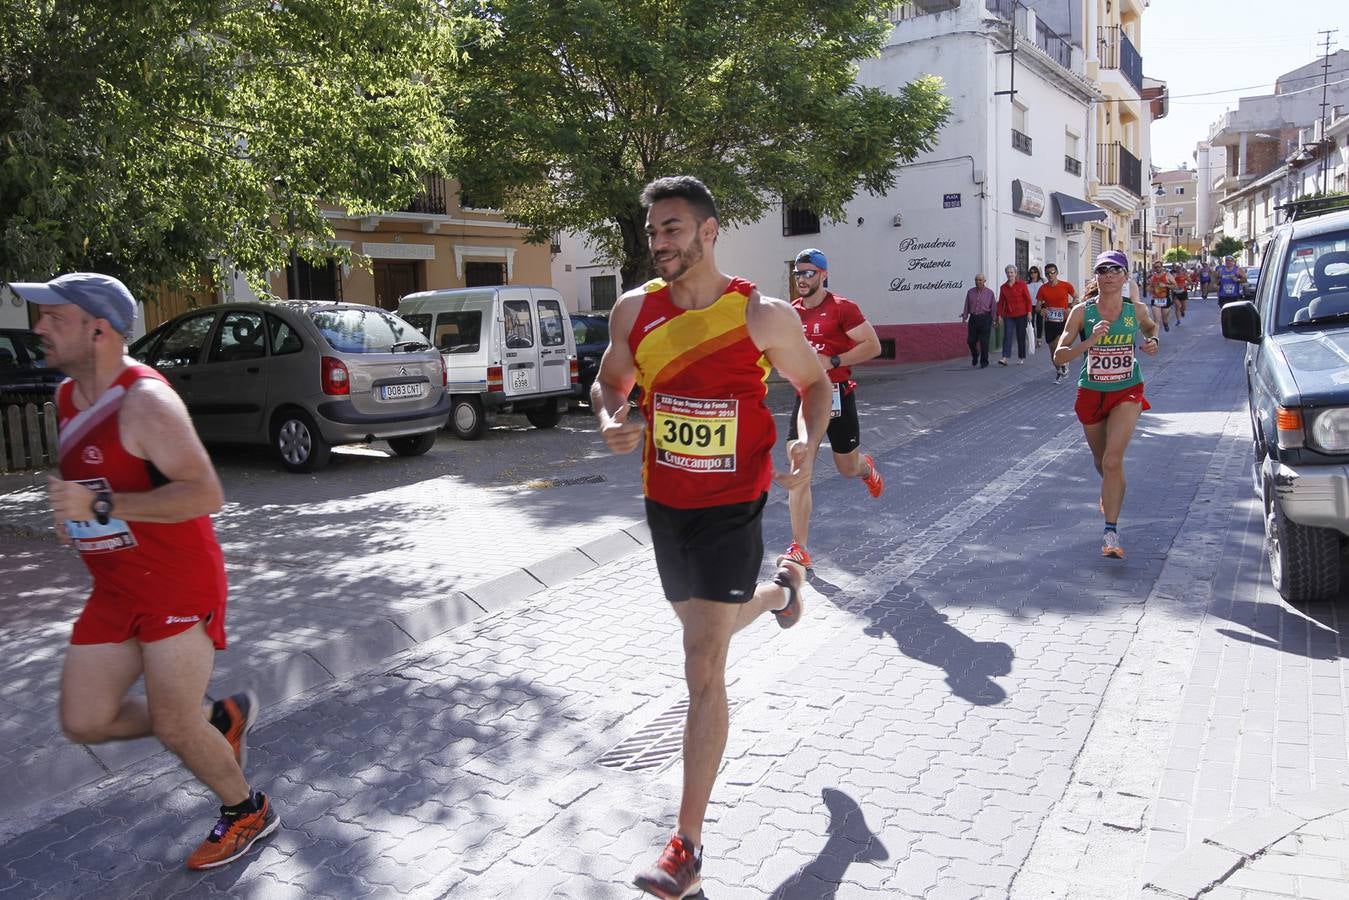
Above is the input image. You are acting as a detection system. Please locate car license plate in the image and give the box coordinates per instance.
[381,382,426,401]
[510,368,531,391]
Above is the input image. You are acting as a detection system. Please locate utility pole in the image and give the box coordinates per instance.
[1316,29,1337,197]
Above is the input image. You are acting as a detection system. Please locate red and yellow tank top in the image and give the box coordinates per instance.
[57,365,227,608]
[629,277,776,508]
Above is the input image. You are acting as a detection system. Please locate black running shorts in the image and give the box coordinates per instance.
[788,387,861,454]
[645,493,766,604]
[1043,320,1066,347]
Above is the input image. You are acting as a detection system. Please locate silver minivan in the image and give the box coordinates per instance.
[131,301,449,472]
[398,286,578,439]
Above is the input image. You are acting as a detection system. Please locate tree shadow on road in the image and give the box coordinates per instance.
[765,788,888,899]
[809,572,1013,706]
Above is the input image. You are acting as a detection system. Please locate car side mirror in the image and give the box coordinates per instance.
[1221,300,1262,344]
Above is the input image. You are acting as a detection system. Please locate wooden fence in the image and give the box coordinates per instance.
[0,400,58,473]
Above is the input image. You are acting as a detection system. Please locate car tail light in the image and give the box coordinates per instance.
[569,356,579,384]
[321,356,350,396]
[487,365,504,392]
[1276,406,1304,449]
[438,354,447,387]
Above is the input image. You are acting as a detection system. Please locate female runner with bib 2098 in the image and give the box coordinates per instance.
[1052,250,1160,560]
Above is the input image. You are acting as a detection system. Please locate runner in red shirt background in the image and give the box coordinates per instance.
[12,272,277,871]
[778,248,885,571]
[1034,263,1077,383]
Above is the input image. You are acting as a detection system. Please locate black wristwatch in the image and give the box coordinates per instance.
[829,354,842,369]
[91,491,113,526]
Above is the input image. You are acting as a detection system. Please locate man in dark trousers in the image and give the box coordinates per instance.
[961,273,996,368]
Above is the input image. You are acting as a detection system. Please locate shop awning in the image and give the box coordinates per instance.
[1052,192,1110,224]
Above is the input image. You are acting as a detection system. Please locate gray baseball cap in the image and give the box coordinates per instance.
[6,273,137,336]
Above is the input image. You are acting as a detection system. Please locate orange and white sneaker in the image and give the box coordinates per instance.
[186,792,279,870]
[633,832,702,899]
[1101,531,1124,559]
[213,691,258,769]
[862,454,885,498]
[776,541,812,570]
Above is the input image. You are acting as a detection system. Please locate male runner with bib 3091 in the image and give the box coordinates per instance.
[11,273,277,871]
[593,176,832,900]
[1052,251,1160,560]
[779,247,884,572]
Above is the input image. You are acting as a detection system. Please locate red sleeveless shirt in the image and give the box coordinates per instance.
[57,365,227,608]
[629,277,775,508]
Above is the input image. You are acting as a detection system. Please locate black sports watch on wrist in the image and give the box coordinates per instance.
[91,491,113,526]
[829,354,842,369]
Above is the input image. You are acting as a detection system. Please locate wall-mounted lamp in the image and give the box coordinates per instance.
[892,213,903,227]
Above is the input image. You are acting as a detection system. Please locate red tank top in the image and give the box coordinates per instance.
[1149,272,1171,299]
[629,277,775,508]
[57,365,226,607]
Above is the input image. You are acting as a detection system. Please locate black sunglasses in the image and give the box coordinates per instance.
[792,269,822,279]
[1094,264,1126,275]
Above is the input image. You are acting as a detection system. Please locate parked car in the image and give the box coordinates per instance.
[570,312,610,401]
[1242,266,1261,300]
[1221,196,1349,601]
[398,286,578,440]
[0,328,64,400]
[130,301,449,472]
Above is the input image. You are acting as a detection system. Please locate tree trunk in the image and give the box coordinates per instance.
[617,208,651,291]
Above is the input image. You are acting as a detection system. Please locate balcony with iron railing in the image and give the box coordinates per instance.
[1097,25,1143,94]
[1012,129,1033,155]
[985,1,1077,72]
[1065,155,1082,176]
[400,175,449,215]
[1097,141,1142,198]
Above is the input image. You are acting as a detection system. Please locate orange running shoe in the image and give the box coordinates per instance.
[862,454,885,498]
[213,690,258,769]
[186,792,279,870]
[633,832,702,899]
[776,541,812,570]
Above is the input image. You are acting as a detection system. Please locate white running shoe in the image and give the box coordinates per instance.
[1101,531,1124,559]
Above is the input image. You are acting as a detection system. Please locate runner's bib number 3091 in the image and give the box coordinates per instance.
[652,393,738,473]
[1086,346,1136,383]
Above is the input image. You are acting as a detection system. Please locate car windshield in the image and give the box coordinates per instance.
[572,316,609,345]
[1276,231,1349,329]
[308,307,428,353]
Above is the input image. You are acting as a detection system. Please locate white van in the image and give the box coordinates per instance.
[398,286,578,439]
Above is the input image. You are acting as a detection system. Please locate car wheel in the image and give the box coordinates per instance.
[272,408,331,473]
[449,395,486,441]
[1264,477,1341,602]
[525,403,562,429]
[389,431,436,457]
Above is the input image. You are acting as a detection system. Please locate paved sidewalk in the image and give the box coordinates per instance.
[0,346,1046,823]
[9,298,1330,899]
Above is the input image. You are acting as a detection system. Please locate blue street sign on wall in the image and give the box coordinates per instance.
[943,193,961,209]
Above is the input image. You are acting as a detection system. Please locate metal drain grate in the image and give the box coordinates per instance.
[598,698,741,772]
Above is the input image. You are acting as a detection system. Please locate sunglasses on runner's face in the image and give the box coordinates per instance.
[792,269,822,279]
[1094,264,1127,275]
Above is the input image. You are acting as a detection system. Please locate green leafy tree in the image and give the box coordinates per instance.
[1164,247,1191,263]
[445,0,950,289]
[0,1,470,296]
[1212,235,1245,259]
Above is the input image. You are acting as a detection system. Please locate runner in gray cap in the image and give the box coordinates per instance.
[8,272,278,870]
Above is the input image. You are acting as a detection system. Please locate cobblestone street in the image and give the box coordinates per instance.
[3,302,1347,898]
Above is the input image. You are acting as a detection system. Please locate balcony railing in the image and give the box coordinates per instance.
[1097,25,1143,93]
[986,1,1076,72]
[1065,155,1082,176]
[1012,129,1032,154]
[888,0,960,22]
[401,175,449,215]
[1097,141,1142,197]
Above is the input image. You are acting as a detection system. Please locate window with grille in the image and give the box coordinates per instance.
[782,199,820,236]
[590,275,618,311]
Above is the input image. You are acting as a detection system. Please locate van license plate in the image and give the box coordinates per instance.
[510,369,531,391]
[381,383,426,401]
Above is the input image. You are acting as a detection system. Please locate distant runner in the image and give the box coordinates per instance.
[1147,259,1177,332]
[779,247,885,572]
[1051,251,1160,560]
[11,272,277,871]
[1172,265,1190,319]
[1217,255,1246,303]
[1199,261,1213,300]
[1035,263,1077,383]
